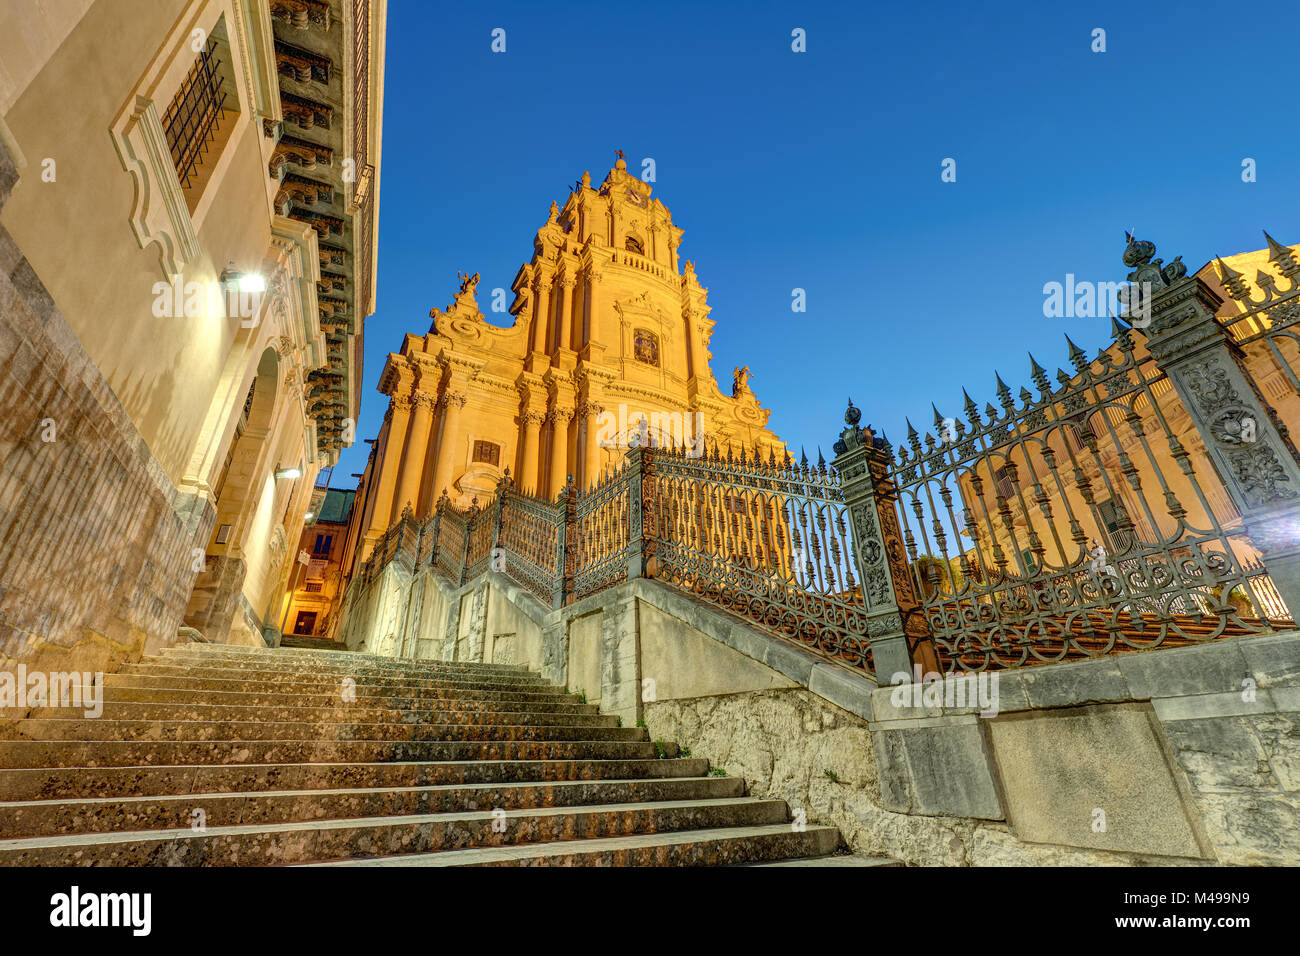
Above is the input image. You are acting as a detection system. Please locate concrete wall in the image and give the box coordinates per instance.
[338,556,1300,865]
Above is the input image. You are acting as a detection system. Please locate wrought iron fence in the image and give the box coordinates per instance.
[570,465,630,601]
[497,488,565,606]
[888,322,1291,672]
[645,443,871,673]
[349,234,1300,680]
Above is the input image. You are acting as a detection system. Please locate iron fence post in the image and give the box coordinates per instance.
[833,401,938,681]
[1133,233,1300,618]
[427,494,445,571]
[492,469,510,572]
[554,475,574,609]
[626,446,647,579]
[459,498,478,588]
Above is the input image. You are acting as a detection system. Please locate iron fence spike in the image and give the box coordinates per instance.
[1263,230,1290,261]
[1063,332,1087,364]
[1215,255,1243,282]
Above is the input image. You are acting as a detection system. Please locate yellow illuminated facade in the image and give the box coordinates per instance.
[351,154,785,559]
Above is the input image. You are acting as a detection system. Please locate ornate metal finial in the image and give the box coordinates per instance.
[1063,333,1089,373]
[844,398,861,427]
[1028,352,1051,393]
[1215,255,1251,302]
[1263,231,1300,286]
[994,372,1013,406]
[1123,232,1186,291]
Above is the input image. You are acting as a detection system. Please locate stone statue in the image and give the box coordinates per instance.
[457,270,480,296]
[732,365,751,397]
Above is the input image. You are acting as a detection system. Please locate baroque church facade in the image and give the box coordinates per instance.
[348,154,785,561]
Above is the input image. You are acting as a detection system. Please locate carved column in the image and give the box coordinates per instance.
[580,399,605,489]
[519,410,545,495]
[392,392,435,523]
[531,275,552,355]
[555,274,576,352]
[548,407,574,499]
[369,392,413,535]
[1134,234,1300,618]
[584,266,602,348]
[430,388,468,502]
[833,402,938,681]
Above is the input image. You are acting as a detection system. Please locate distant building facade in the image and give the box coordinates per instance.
[281,486,355,640]
[348,154,785,562]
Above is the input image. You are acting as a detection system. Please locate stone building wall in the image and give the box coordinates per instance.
[0,139,213,676]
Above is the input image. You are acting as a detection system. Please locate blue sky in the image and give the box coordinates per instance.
[331,0,1299,486]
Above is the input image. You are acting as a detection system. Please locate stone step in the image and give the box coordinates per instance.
[90,685,600,713]
[0,736,661,769]
[0,776,746,838]
[275,636,346,651]
[0,643,855,866]
[162,646,530,674]
[9,700,618,727]
[104,673,569,701]
[9,718,648,744]
[156,649,530,677]
[740,854,901,867]
[117,665,559,692]
[307,823,843,867]
[0,797,791,865]
[0,758,713,800]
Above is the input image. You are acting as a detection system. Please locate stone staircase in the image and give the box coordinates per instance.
[0,644,890,866]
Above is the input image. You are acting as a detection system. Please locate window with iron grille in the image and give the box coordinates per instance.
[472,441,500,466]
[162,36,229,192]
[993,464,1017,501]
[304,581,323,593]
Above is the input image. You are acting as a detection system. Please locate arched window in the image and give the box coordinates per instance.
[634,329,659,366]
[625,235,644,255]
